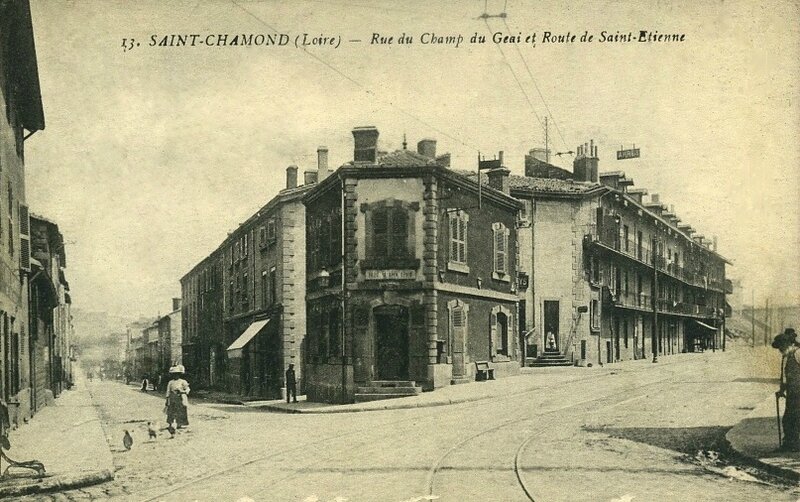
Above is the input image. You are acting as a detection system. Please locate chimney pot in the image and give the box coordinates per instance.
[651,193,660,204]
[286,165,298,189]
[317,146,329,181]
[498,150,504,166]
[417,138,437,159]
[487,167,511,194]
[352,126,379,163]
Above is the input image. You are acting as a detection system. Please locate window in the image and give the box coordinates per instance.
[492,222,509,279]
[373,206,408,259]
[261,271,268,308]
[259,226,267,248]
[591,299,600,331]
[267,219,276,243]
[636,231,643,260]
[242,234,248,257]
[269,267,277,305]
[496,312,509,356]
[242,272,249,308]
[623,225,630,251]
[449,211,468,265]
[228,281,234,312]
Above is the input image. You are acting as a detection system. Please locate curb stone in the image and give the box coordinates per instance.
[0,469,114,498]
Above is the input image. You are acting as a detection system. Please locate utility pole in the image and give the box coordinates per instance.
[544,116,550,163]
[651,237,659,363]
[751,290,755,348]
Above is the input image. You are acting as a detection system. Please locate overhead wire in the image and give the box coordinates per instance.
[501,17,569,151]
[483,17,546,132]
[230,0,482,153]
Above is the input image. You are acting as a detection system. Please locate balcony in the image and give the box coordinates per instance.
[585,224,653,267]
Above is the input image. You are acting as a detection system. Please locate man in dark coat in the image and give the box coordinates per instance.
[774,328,800,451]
[285,364,298,403]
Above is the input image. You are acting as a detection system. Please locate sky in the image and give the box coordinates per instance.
[23,0,800,319]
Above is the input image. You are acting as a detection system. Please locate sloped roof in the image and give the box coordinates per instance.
[342,149,437,168]
[456,170,600,196]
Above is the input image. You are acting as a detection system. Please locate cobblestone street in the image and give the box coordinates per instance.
[4,345,796,501]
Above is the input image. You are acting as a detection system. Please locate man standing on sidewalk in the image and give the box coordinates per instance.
[285,364,298,404]
[773,328,800,451]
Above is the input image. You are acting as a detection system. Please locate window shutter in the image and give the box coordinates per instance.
[19,203,30,272]
[452,307,464,328]
[459,217,467,262]
[494,225,506,273]
[390,208,407,258]
[373,208,388,257]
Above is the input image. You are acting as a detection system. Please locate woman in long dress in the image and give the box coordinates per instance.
[165,365,190,429]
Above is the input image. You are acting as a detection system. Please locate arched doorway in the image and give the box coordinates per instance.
[373,305,409,380]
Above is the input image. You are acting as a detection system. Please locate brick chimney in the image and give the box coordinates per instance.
[487,151,511,194]
[317,146,329,181]
[172,298,182,312]
[352,126,379,163]
[417,139,437,159]
[286,165,298,189]
[304,170,318,185]
[573,140,599,182]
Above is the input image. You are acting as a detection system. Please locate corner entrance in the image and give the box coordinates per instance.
[374,305,409,380]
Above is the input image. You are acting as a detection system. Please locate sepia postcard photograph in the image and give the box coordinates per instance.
[1,0,799,500]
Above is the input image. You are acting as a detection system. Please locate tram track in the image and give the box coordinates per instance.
[137,353,721,501]
[426,358,709,501]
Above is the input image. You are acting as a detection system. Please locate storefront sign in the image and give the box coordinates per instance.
[616,147,640,160]
[365,269,415,280]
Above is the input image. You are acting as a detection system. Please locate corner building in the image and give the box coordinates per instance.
[304,127,522,403]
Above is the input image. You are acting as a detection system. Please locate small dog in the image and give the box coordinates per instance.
[147,421,158,440]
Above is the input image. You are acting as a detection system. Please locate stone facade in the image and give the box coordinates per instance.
[181,176,314,399]
[0,0,45,426]
[304,130,522,404]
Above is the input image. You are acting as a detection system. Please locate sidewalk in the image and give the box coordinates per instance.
[726,394,800,483]
[0,369,114,498]
[244,360,662,414]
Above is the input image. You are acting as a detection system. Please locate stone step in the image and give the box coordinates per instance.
[369,380,417,388]
[537,353,567,359]
[356,386,422,395]
[354,393,415,403]
[531,360,573,367]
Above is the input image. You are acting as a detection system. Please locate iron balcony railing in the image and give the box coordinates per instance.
[586,224,727,292]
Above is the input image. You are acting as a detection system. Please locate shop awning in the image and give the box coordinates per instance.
[226,319,270,358]
[694,320,718,331]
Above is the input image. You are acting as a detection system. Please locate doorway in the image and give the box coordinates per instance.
[374,306,409,380]
[543,300,559,352]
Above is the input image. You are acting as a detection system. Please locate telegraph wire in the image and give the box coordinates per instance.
[231,0,483,153]
[483,18,546,132]
[501,17,569,151]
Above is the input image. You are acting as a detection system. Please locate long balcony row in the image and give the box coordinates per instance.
[586,224,727,293]
[607,288,721,318]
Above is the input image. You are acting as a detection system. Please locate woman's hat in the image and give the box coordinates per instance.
[169,364,186,374]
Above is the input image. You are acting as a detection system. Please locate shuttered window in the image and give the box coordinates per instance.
[493,223,508,274]
[449,211,467,264]
[372,207,408,259]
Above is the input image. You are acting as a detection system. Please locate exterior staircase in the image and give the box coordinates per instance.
[530,350,573,367]
[354,380,423,403]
